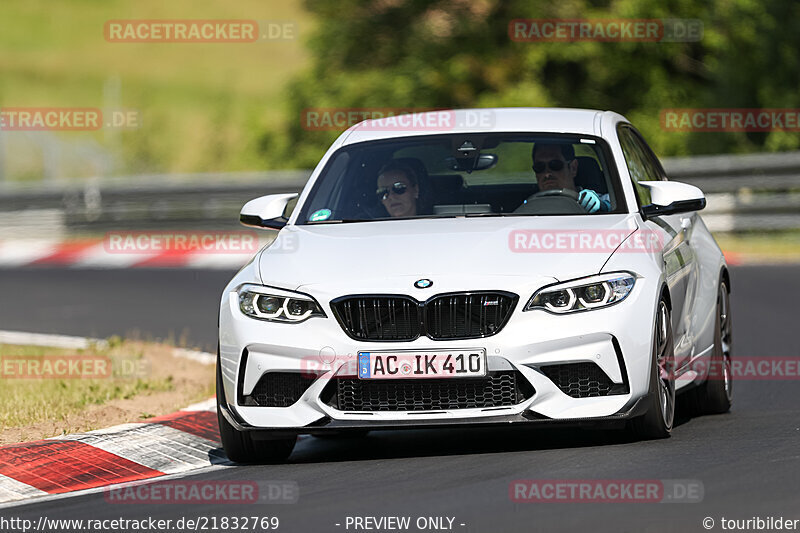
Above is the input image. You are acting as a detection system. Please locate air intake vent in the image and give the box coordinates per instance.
[539,362,627,398]
[241,372,320,407]
[323,370,534,411]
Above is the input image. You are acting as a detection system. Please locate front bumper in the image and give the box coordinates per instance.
[218,267,662,430]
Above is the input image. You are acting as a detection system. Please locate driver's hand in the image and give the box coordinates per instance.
[578,189,602,213]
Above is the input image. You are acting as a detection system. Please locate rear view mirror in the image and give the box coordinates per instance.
[239,193,299,230]
[444,153,497,172]
[639,181,706,219]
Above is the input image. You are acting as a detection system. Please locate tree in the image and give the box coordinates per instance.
[263,0,800,167]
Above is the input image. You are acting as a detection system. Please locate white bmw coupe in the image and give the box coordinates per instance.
[217,108,732,463]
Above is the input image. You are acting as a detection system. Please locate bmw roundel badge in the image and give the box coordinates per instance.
[414,279,433,289]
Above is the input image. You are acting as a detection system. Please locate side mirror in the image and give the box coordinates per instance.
[239,193,298,230]
[639,181,706,219]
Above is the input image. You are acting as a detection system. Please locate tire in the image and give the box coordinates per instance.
[684,280,733,415]
[630,299,675,440]
[216,352,296,464]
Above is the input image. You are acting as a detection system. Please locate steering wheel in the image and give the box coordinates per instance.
[514,187,585,215]
[532,188,579,200]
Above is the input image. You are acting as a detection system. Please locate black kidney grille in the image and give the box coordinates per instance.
[333,296,419,341]
[540,362,618,398]
[241,372,320,407]
[331,292,517,341]
[327,371,533,412]
[426,293,516,339]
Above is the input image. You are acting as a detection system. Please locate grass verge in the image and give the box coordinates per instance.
[0,0,313,179]
[0,338,214,445]
[715,231,800,263]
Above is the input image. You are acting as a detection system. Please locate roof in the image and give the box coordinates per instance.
[340,107,628,146]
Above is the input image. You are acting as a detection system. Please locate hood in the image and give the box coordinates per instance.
[258,215,639,294]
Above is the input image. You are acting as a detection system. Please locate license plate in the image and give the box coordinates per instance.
[357,350,487,379]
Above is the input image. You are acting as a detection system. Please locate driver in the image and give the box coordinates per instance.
[532,143,611,213]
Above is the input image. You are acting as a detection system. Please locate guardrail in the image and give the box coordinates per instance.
[663,151,800,231]
[0,152,799,235]
[0,171,311,236]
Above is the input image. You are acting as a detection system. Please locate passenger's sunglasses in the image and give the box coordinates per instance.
[532,159,572,173]
[376,182,408,200]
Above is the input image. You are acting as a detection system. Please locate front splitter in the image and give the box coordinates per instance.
[218,394,652,440]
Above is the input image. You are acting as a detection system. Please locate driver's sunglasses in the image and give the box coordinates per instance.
[532,159,572,173]
[376,182,408,200]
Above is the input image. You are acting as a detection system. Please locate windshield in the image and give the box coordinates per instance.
[297,133,624,224]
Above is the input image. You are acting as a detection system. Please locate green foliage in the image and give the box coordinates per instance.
[266,0,800,167]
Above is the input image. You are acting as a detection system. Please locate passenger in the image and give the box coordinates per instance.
[376,161,421,218]
[532,143,611,213]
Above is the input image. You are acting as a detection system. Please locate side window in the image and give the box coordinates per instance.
[630,128,667,181]
[618,126,660,206]
[299,151,349,221]
[282,196,297,220]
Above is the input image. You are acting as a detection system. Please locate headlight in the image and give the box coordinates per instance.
[525,273,636,314]
[237,284,326,323]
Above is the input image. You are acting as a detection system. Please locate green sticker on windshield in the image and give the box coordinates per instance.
[309,209,331,222]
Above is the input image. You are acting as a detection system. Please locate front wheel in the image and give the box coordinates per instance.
[629,299,675,440]
[216,353,296,464]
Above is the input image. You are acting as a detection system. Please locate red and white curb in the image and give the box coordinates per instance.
[0,331,223,506]
[0,238,271,269]
[722,251,741,266]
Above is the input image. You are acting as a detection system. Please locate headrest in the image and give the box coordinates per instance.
[575,156,607,195]
[430,174,464,190]
[389,157,429,183]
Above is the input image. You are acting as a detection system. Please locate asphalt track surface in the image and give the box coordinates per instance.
[2,265,799,532]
